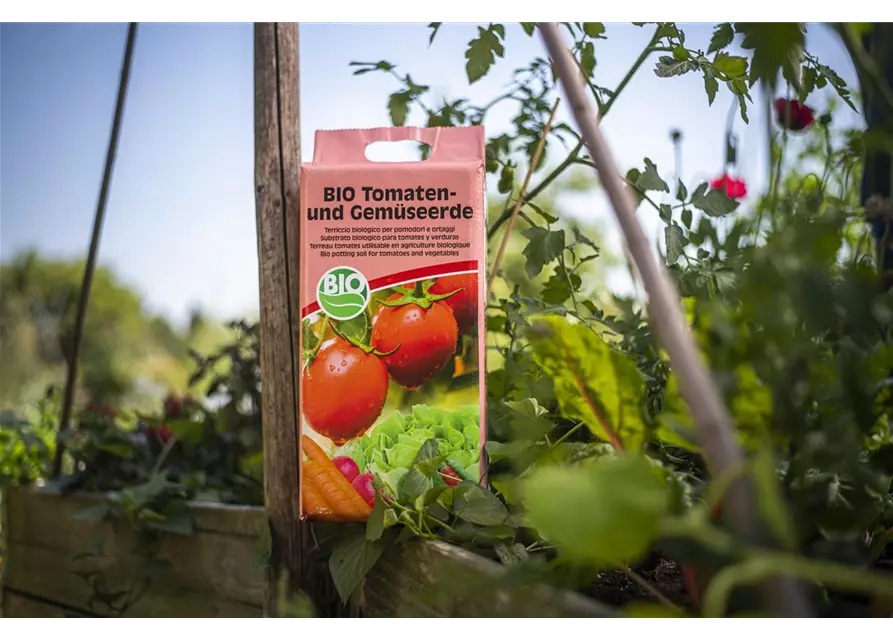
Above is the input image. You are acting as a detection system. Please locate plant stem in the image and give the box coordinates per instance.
[539,21,813,618]
[835,22,893,121]
[487,25,663,242]
[701,553,893,618]
[54,23,138,476]
[622,566,685,613]
[488,99,561,293]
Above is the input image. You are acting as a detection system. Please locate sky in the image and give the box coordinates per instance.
[0,23,862,327]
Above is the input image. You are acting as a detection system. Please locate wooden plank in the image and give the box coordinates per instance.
[4,488,265,612]
[360,540,614,618]
[2,590,70,622]
[253,23,303,614]
[5,488,264,549]
[4,544,261,617]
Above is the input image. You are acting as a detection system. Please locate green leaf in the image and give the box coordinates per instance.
[494,542,529,566]
[526,315,649,451]
[525,201,560,224]
[523,455,668,565]
[388,91,412,126]
[522,228,566,279]
[329,531,388,604]
[692,183,739,216]
[165,419,204,445]
[659,204,672,223]
[735,22,804,87]
[707,23,735,54]
[583,22,606,38]
[498,164,514,194]
[704,73,719,106]
[672,47,689,61]
[520,23,536,36]
[713,53,748,78]
[753,445,796,549]
[146,507,194,536]
[681,208,693,229]
[800,65,817,103]
[465,24,506,84]
[636,158,670,193]
[542,266,581,305]
[676,181,688,202]
[72,503,110,522]
[427,22,441,46]
[398,468,429,501]
[97,441,134,458]
[453,482,508,525]
[665,225,687,265]
[335,311,371,345]
[654,56,697,78]
[366,494,386,541]
[580,41,596,78]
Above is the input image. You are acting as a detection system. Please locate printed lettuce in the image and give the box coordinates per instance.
[334,404,480,493]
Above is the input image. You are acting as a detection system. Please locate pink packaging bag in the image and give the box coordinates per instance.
[297,126,486,522]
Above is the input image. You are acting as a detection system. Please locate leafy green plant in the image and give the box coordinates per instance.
[314,22,893,618]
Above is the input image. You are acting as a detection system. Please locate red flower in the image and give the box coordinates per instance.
[774,98,814,132]
[85,403,116,418]
[152,424,173,443]
[163,393,182,419]
[710,174,747,200]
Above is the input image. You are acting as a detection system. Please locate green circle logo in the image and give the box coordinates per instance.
[316,266,370,321]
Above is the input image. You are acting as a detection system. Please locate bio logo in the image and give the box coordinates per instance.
[316,266,370,321]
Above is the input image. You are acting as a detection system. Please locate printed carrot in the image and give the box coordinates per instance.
[301,468,336,521]
[302,436,371,518]
[303,460,371,521]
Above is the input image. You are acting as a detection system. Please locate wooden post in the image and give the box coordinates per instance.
[253,22,304,615]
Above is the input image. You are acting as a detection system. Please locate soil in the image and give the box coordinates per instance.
[579,555,694,610]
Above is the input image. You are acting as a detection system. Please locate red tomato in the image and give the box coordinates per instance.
[429,274,478,335]
[371,294,459,388]
[301,337,389,445]
[351,472,376,507]
[333,456,360,483]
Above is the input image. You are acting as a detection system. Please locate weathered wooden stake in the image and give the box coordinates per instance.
[253,22,304,616]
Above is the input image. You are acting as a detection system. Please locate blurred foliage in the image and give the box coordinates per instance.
[0,250,237,412]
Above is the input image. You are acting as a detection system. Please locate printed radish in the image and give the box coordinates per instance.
[351,472,376,507]
[333,456,360,483]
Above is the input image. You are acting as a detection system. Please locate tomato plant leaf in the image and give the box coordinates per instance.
[691,183,739,217]
[427,22,442,46]
[465,24,506,84]
[713,53,748,78]
[526,315,649,451]
[165,419,204,445]
[520,22,536,36]
[523,455,668,565]
[665,224,688,265]
[580,41,596,78]
[366,494,386,541]
[388,91,412,126]
[704,72,719,106]
[735,22,804,87]
[522,228,566,279]
[542,265,581,305]
[636,158,670,193]
[707,22,735,54]
[583,22,606,38]
[654,56,697,78]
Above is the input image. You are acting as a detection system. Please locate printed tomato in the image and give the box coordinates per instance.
[301,337,389,445]
[371,293,459,388]
[428,273,478,335]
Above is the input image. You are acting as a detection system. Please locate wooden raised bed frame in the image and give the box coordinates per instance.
[2,487,609,617]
